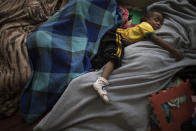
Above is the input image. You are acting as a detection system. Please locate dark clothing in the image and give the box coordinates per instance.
[91,28,125,69]
[188,0,196,7]
[176,66,196,94]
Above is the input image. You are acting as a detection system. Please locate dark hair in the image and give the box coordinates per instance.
[145,8,163,18]
[140,8,164,23]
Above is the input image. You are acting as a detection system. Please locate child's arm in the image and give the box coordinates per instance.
[149,34,184,61]
[116,32,134,46]
[121,37,134,46]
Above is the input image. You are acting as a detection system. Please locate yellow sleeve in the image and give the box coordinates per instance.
[137,22,155,37]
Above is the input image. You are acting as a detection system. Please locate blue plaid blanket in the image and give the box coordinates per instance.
[20,0,121,123]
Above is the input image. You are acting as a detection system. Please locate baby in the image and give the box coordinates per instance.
[91,9,184,103]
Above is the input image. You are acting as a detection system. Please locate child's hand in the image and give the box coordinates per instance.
[172,51,184,61]
[121,38,133,46]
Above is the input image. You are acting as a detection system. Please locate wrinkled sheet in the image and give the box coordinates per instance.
[20,0,120,124]
[34,0,196,131]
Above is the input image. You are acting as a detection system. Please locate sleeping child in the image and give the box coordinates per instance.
[91,9,184,103]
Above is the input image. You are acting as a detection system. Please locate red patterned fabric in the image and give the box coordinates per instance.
[119,5,129,26]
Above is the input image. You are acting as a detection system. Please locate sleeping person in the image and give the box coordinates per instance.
[91,9,184,103]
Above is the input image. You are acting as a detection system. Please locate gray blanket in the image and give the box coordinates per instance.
[34,0,196,131]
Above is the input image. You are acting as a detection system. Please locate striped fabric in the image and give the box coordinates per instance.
[0,0,62,119]
[20,0,121,123]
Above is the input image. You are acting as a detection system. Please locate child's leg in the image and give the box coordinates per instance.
[101,61,115,80]
[93,61,115,103]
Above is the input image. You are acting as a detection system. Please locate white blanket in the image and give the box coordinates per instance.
[34,0,196,131]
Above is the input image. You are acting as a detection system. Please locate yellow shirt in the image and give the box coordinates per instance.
[116,22,155,43]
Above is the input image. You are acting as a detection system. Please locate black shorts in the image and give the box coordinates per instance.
[91,28,124,69]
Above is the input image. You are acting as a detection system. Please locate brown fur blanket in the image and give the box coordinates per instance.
[0,0,65,119]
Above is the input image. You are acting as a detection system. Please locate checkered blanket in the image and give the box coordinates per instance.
[20,0,121,123]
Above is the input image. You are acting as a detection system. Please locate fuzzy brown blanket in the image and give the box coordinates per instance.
[0,0,66,119]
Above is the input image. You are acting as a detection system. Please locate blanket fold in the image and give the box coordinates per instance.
[0,0,62,119]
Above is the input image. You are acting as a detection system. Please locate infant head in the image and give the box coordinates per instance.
[146,10,163,30]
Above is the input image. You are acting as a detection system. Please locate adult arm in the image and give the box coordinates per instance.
[149,34,184,61]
